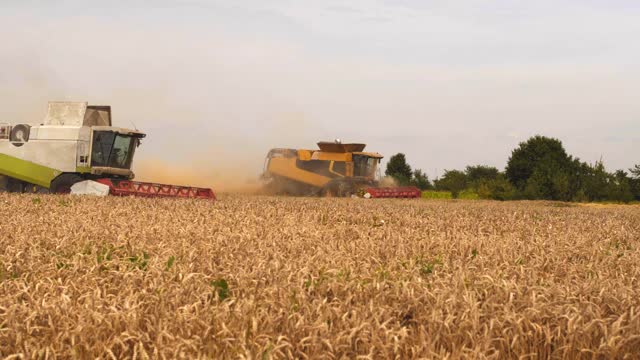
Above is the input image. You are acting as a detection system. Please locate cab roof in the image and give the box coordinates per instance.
[92,126,146,137]
[317,142,366,153]
[314,142,383,158]
[45,101,112,127]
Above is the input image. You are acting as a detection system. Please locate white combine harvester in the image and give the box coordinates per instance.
[0,102,215,199]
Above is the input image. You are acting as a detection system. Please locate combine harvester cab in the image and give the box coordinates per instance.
[0,102,216,200]
[262,140,420,198]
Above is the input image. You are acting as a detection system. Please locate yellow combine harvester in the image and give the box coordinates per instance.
[262,141,420,198]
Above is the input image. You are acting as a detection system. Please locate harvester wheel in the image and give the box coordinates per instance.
[0,175,8,192]
[50,174,84,194]
[322,179,357,197]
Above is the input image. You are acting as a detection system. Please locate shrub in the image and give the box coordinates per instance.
[421,191,453,199]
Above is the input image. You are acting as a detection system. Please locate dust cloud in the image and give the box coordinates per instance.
[378,176,399,188]
[133,158,261,193]
[130,111,325,193]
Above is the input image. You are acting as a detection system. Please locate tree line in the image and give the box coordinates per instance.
[385,135,640,202]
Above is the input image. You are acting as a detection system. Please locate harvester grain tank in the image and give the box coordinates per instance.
[262,141,420,198]
[0,102,215,199]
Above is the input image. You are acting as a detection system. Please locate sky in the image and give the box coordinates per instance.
[0,0,638,187]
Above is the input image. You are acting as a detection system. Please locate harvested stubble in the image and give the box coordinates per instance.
[1,194,639,359]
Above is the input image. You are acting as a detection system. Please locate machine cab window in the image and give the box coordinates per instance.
[353,155,379,178]
[91,131,141,169]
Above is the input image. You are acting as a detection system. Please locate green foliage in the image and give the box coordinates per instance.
[262,343,275,360]
[485,175,516,200]
[416,256,443,276]
[420,263,434,275]
[434,170,467,198]
[410,169,433,190]
[421,189,480,200]
[385,154,432,189]
[97,246,114,264]
[165,256,176,271]
[569,162,636,203]
[501,135,635,203]
[631,179,640,201]
[32,198,41,205]
[385,153,412,185]
[421,190,452,199]
[289,290,300,312]
[128,252,150,271]
[390,136,636,203]
[463,165,510,200]
[303,278,312,289]
[506,135,573,193]
[522,159,572,201]
[629,165,640,201]
[0,265,20,282]
[376,267,391,280]
[458,190,480,200]
[465,165,499,183]
[609,170,634,203]
[56,262,70,270]
[210,279,230,301]
[578,161,610,201]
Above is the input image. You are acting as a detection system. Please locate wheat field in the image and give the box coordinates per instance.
[0,193,639,359]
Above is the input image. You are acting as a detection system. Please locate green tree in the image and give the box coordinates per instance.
[608,170,634,203]
[522,158,572,201]
[580,161,610,202]
[410,169,433,190]
[465,165,500,197]
[385,153,412,185]
[465,165,499,183]
[631,180,640,201]
[506,135,573,194]
[626,165,640,200]
[435,170,467,198]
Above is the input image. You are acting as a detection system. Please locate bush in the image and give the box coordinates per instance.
[421,190,480,200]
[474,175,516,201]
[434,170,468,198]
[421,191,452,199]
[458,190,480,200]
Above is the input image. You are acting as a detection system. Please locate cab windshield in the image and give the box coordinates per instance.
[353,155,379,177]
[91,131,139,169]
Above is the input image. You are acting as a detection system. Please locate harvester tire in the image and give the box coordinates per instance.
[0,175,7,192]
[50,174,84,194]
[322,179,358,197]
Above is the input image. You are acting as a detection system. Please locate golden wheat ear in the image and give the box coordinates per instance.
[0,194,637,358]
